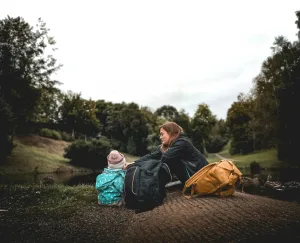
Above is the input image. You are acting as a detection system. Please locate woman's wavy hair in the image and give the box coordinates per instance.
[159,121,183,152]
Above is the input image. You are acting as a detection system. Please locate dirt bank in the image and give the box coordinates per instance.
[15,135,70,156]
[122,191,300,242]
[1,190,300,243]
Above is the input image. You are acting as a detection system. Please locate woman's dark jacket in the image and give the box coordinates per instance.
[135,133,208,183]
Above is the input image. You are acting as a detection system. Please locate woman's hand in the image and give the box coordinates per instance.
[124,161,135,170]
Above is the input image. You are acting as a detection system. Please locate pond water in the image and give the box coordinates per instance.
[1,167,300,202]
[0,171,100,186]
[1,167,300,186]
[239,167,300,182]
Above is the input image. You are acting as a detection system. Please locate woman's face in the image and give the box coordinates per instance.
[160,128,171,145]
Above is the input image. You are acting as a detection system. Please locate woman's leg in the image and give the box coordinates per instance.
[165,159,190,184]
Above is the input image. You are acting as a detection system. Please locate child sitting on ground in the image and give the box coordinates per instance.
[95,150,126,206]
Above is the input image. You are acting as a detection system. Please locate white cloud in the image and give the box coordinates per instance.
[2,0,299,119]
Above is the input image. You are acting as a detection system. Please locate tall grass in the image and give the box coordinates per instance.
[0,184,96,215]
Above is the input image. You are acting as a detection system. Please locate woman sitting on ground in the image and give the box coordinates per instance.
[133,121,209,184]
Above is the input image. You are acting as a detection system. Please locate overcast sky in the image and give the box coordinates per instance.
[2,0,299,119]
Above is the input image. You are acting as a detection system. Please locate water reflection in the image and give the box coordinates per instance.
[66,172,99,186]
[0,171,99,186]
[1,168,300,202]
[1,167,300,186]
[239,167,300,182]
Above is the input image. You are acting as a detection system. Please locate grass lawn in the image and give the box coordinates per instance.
[1,135,292,177]
[0,136,90,174]
[124,146,284,169]
[213,141,287,168]
[217,141,231,158]
[206,153,220,163]
[228,149,285,168]
[123,153,139,163]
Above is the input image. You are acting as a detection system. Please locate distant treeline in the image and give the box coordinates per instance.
[1,11,300,165]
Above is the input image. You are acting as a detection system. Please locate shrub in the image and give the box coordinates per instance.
[64,138,112,170]
[229,140,253,155]
[51,130,62,140]
[206,135,228,153]
[250,161,261,175]
[39,128,52,137]
[61,131,74,142]
[0,135,13,163]
[39,128,62,140]
[0,96,13,161]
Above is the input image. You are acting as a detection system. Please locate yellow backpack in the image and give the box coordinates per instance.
[182,160,242,198]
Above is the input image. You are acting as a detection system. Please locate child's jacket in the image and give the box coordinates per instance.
[95,168,125,205]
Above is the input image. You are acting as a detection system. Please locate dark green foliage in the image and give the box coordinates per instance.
[0,95,13,161]
[58,92,102,138]
[191,103,217,153]
[0,136,13,163]
[174,110,193,138]
[64,138,112,170]
[230,139,253,155]
[0,16,60,159]
[250,161,261,175]
[105,102,149,156]
[249,11,300,164]
[223,11,300,164]
[155,105,179,121]
[0,16,61,124]
[205,135,228,153]
[0,14,225,160]
[126,136,136,155]
[110,138,121,150]
[60,131,74,142]
[226,94,255,155]
[206,119,229,153]
[39,128,62,140]
[146,133,160,152]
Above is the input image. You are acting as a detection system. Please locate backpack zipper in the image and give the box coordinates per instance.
[162,163,172,183]
[131,167,138,195]
[124,167,138,196]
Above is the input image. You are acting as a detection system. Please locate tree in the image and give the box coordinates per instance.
[174,109,192,138]
[155,105,179,121]
[0,16,61,122]
[95,99,113,136]
[32,87,63,123]
[0,16,61,157]
[251,75,278,150]
[251,11,300,163]
[105,102,149,155]
[191,103,217,154]
[297,10,300,39]
[59,91,101,138]
[226,94,254,155]
[59,91,82,135]
[0,95,13,161]
[206,119,229,153]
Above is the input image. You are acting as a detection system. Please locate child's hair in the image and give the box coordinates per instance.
[107,150,126,169]
[159,121,183,152]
